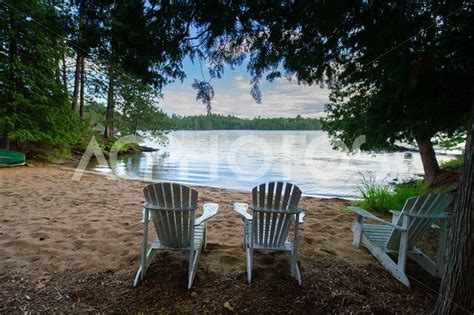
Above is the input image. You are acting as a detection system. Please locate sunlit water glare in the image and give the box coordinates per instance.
[88,130,456,199]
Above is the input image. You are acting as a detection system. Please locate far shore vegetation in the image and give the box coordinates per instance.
[170,114,321,130]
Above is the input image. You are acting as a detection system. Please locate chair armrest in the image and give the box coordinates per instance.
[389,210,401,224]
[234,203,252,220]
[404,212,448,219]
[140,208,151,224]
[195,203,219,226]
[298,211,305,224]
[349,206,406,231]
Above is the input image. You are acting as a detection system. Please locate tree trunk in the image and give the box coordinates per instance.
[72,53,81,112]
[133,121,138,135]
[79,56,85,120]
[62,50,68,97]
[433,102,474,314]
[72,8,84,112]
[416,138,440,183]
[55,64,61,85]
[104,66,115,138]
[3,7,19,150]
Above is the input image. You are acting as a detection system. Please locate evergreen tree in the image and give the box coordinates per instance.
[0,0,80,148]
[115,76,174,136]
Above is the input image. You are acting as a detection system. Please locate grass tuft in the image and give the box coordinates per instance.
[439,154,464,170]
[356,174,428,213]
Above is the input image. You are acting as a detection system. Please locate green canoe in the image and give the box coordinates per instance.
[0,149,26,166]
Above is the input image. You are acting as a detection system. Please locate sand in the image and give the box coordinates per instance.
[0,165,439,313]
[0,164,370,277]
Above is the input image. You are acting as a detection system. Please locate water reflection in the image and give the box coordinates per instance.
[88,130,454,199]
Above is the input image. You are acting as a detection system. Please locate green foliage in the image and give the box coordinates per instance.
[190,2,473,180]
[94,136,138,154]
[440,154,464,170]
[356,175,428,213]
[321,1,472,150]
[0,1,81,147]
[358,178,393,213]
[29,145,74,163]
[171,114,321,130]
[83,79,174,139]
[191,80,214,115]
[0,1,186,154]
[114,76,174,136]
[436,131,467,150]
[83,101,106,133]
[390,180,430,210]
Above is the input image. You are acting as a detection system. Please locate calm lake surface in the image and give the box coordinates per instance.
[89,130,455,199]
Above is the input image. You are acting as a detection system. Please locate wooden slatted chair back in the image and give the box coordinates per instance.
[250,182,302,248]
[386,193,452,251]
[143,182,198,248]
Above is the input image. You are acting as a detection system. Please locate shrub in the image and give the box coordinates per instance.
[389,179,428,211]
[356,174,428,213]
[439,154,464,170]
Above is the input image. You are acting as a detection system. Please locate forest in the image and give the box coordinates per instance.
[0,1,472,312]
[170,114,321,130]
[0,1,186,152]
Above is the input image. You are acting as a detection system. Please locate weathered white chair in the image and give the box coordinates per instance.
[133,182,219,289]
[350,193,452,287]
[234,182,304,285]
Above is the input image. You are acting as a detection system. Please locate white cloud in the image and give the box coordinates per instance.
[159,76,330,118]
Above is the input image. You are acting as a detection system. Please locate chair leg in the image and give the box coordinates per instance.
[397,215,409,273]
[294,263,302,286]
[203,223,207,251]
[352,215,363,249]
[188,243,203,289]
[188,249,195,289]
[243,219,247,250]
[246,246,253,284]
[362,234,410,287]
[290,251,295,277]
[133,266,143,287]
[291,249,302,285]
[134,212,149,286]
[133,248,155,287]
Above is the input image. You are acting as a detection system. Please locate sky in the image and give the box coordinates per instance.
[159,57,330,118]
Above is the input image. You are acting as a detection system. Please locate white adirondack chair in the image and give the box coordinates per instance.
[234,182,304,285]
[133,182,219,289]
[350,193,452,287]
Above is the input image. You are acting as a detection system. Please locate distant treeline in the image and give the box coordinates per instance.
[170,114,321,130]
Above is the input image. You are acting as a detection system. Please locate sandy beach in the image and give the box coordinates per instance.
[0,165,440,313]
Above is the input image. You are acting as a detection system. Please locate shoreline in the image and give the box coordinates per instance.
[0,164,440,312]
[1,164,360,278]
[62,164,357,200]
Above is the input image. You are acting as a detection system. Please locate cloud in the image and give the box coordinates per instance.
[159,76,330,118]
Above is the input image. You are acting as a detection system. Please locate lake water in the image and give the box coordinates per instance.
[88,130,455,199]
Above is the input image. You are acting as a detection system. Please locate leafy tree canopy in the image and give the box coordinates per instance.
[188,1,473,180]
